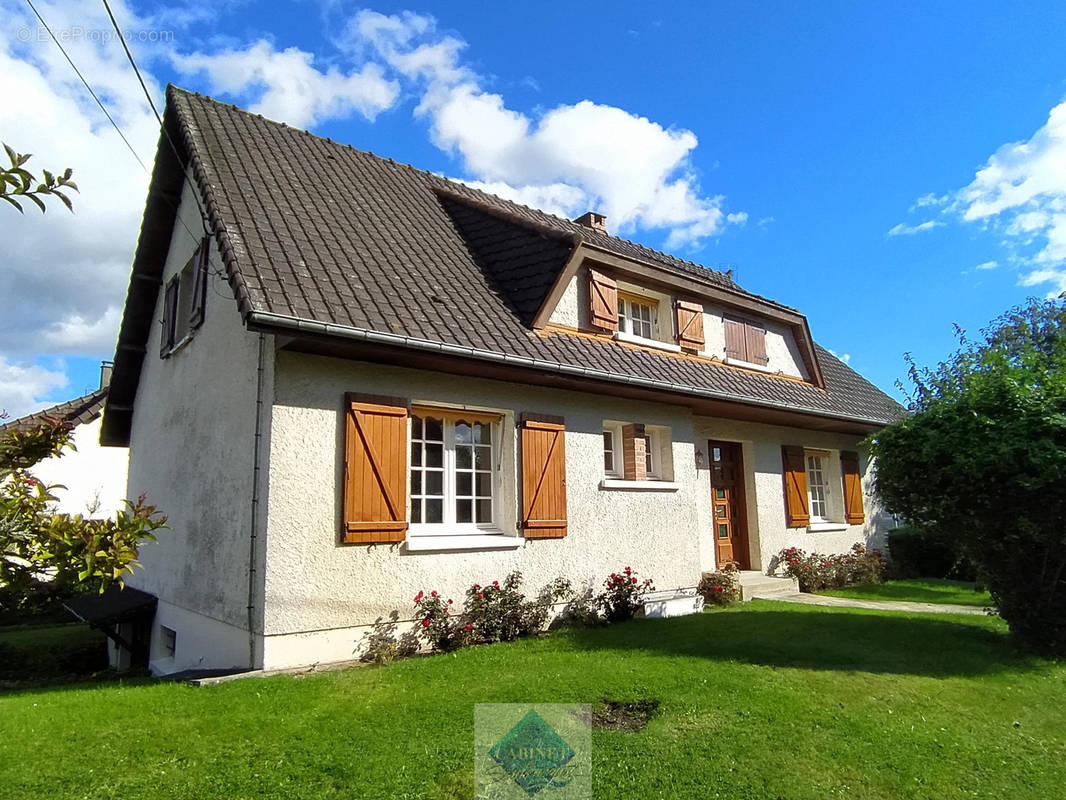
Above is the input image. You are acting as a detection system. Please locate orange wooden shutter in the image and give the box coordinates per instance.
[675,300,705,350]
[840,451,866,525]
[520,414,567,539]
[746,323,769,365]
[781,445,809,528]
[343,393,409,544]
[724,318,745,360]
[588,269,618,331]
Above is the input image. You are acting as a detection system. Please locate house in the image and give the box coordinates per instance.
[101,86,904,675]
[2,363,128,517]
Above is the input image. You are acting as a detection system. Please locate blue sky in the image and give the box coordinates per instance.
[3,0,1066,416]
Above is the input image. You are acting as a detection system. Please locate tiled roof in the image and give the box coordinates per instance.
[104,87,904,443]
[1,388,107,435]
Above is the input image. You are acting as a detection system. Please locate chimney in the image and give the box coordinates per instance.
[573,211,607,234]
[99,361,114,389]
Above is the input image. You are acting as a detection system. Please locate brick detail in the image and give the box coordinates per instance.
[621,423,647,481]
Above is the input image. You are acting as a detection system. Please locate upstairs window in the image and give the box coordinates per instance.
[160,239,208,357]
[723,317,769,367]
[617,293,657,340]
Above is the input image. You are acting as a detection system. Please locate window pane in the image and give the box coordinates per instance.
[715,488,725,499]
[410,442,422,467]
[410,501,421,524]
[456,446,472,470]
[455,423,472,444]
[603,431,614,473]
[642,436,653,473]
[425,417,443,441]
[456,499,472,523]
[718,524,729,538]
[426,470,443,496]
[473,423,490,445]
[456,472,472,496]
[476,499,492,523]
[475,445,491,470]
[426,443,443,468]
[410,472,421,495]
[425,499,443,524]
[475,472,492,496]
[411,416,422,439]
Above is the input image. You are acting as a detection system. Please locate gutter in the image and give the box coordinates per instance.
[247,310,889,429]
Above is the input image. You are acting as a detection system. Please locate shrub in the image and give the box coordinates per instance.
[886,526,976,580]
[597,566,654,623]
[777,544,886,592]
[412,572,575,653]
[698,563,741,606]
[358,612,419,665]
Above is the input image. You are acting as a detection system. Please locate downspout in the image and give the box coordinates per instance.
[247,332,266,668]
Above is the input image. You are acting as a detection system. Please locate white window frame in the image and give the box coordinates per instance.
[643,429,662,479]
[805,450,830,523]
[161,256,199,356]
[617,292,658,340]
[601,421,669,482]
[602,427,621,478]
[408,411,501,537]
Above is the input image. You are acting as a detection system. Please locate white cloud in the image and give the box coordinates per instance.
[171,41,399,129]
[828,349,852,365]
[887,220,943,236]
[353,9,741,248]
[948,98,1066,294]
[975,260,999,270]
[0,357,68,419]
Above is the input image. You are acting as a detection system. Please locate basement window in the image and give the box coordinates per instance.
[161,625,176,657]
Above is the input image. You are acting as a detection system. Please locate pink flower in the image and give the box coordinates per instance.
[422,618,431,627]
[431,591,438,597]
[631,577,637,584]
[414,591,424,603]
[624,567,632,574]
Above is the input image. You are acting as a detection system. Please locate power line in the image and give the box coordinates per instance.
[23,0,148,173]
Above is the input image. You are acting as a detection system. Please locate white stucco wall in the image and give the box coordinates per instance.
[123,172,272,673]
[263,352,703,669]
[692,417,891,573]
[547,268,581,328]
[32,416,128,516]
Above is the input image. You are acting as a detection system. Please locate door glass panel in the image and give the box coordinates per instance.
[718,524,729,538]
[716,505,727,518]
[715,488,725,499]
[713,447,721,462]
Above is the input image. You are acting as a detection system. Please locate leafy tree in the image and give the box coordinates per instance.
[870,299,1066,656]
[0,419,166,616]
[0,143,78,213]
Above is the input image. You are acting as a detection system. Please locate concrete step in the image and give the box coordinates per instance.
[736,571,799,601]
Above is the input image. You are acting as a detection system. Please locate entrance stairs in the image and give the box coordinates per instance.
[736,571,800,601]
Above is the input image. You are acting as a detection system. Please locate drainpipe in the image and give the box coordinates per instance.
[247,332,266,668]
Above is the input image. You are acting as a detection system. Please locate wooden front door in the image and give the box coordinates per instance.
[709,440,750,569]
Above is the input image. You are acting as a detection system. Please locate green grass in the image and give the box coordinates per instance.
[820,578,994,607]
[1,602,1063,800]
[0,623,104,649]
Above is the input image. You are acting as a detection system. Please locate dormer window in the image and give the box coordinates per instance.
[617,293,656,340]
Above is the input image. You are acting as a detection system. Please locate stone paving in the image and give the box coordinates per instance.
[750,590,991,616]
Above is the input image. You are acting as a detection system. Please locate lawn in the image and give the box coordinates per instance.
[1,602,1063,800]
[820,578,994,607]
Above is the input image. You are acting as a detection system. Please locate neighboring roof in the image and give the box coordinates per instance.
[1,387,107,435]
[102,86,904,444]
[65,585,156,626]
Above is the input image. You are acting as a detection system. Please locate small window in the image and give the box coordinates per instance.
[410,408,499,532]
[602,421,670,481]
[617,293,657,340]
[723,317,769,367]
[806,453,829,521]
[161,626,176,657]
[603,430,618,476]
[160,241,208,358]
[642,431,661,478]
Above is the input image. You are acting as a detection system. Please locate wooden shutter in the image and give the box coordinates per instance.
[724,318,745,360]
[840,451,866,525]
[781,445,810,528]
[588,269,618,331]
[745,323,769,365]
[520,414,567,539]
[160,278,179,357]
[343,394,409,544]
[189,239,208,330]
[675,300,705,350]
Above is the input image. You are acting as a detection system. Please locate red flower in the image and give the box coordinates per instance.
[422,618,431,627]
[492,581,499,587]
[731,588,737,593]
[414,591,424,603]
[624,567,632,574]
[631,577,637,584]
[431,591,438,597]
[610,573,617,579]
[478,593,484,599]
[447,599,453,605]
[714,586,723,592]
[465,624,472,631]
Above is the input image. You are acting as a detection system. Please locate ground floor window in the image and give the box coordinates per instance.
[410,407,498,531]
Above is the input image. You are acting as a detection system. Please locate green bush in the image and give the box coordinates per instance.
[698,563,741,606]
[887,526,976,580]
[777,544,886,592]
